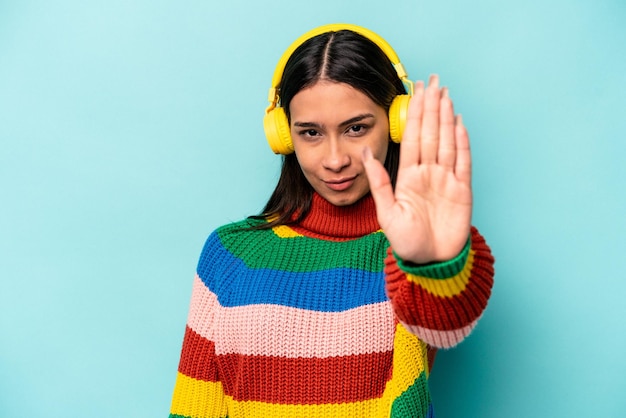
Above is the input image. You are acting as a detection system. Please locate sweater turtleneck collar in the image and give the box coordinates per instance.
[290,193,381,240]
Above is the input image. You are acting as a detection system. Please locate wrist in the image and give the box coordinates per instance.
[393,236,471,279]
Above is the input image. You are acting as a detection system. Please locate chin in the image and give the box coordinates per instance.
[321,191,367,207]
[329,198,355,207]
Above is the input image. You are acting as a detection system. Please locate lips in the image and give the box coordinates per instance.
[324,176,357,191]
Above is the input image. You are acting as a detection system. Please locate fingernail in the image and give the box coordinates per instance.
[362,146,373,161]
[456,114,464,126]
[429,74,439,87]
[442,87,449,98]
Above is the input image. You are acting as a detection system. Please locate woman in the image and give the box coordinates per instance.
[169,24,495,418]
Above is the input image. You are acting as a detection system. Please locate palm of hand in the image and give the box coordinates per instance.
[364,75,473,264]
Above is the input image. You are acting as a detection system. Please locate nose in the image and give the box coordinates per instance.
[322,137,351,172]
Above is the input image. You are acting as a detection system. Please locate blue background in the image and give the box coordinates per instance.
[1,1,625,417]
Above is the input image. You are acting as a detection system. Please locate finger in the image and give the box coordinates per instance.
[454,114,472,185]
[362,146,395,219]
[420,74,441,164]
[398,80,424,173]
[438,87,456,170]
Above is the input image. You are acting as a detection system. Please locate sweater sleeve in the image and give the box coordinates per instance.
[169,237,228,417]
[384,226,495,349]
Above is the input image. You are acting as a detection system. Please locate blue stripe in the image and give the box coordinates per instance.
[427,403,435,418]
[197,236,387,312]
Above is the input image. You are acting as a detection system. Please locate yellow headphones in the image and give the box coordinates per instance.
[263,23,414,155]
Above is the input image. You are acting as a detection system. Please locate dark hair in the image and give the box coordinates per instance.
[252,30,407,227]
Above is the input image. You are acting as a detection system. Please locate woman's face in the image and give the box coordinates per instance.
[289,80,390,206]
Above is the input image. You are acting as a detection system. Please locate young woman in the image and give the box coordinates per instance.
[169,24,495,418]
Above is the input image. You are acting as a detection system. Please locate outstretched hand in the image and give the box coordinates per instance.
[363,75,472,264]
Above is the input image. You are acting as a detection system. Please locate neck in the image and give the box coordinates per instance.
[290,193,380,240]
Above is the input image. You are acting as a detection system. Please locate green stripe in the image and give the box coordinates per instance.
[216,219,388,272]
[390,371,432,418]
[394,236,471,279]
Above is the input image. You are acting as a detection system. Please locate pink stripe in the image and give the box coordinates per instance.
[401,319,479,348]
[187,276,395,358]
[186,275,222,340]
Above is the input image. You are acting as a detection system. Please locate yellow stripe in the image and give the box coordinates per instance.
[170,372,228,418]
[172,372,390,417]
[264,215,303,239]
[382,323,428,399]
[272,224,304,238]
[405,249,475,298]
[225,397,389,418]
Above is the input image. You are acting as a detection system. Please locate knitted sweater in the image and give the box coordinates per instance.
[169,193,495,418]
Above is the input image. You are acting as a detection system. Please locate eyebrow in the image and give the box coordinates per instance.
[293,113,376,129]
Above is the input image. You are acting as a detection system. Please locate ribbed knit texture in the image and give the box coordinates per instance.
[169,193,494,418]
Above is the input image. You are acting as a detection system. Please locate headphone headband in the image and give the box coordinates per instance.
[266,23,413,114]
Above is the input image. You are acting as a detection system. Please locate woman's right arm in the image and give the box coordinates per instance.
[169,238,228,417]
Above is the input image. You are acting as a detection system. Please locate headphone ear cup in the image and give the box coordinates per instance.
[388,94,411,143]
[264,107,294,155]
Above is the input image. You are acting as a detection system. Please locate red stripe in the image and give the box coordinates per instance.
[386,268,491,330]
[178,326,395,404]
[177,326,219,382]
[219,350,393,404]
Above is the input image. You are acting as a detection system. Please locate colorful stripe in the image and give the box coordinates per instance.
[394,237,471,279]
[386,266,491,330]
[188,276,395,357]
[170,373,228,418]
[209,221,388,272]
[185,275,221,341]
[177,324,426,407]
[384,227,495,347]
[197,241,388,312]
[404,249,475,298]
[179,328,396,404]
[218,350,393,404]
[178,326,219,382]
[174,323,430,417]
[272,224,304,238]
[401,319,479,348]
[172,375,432,418]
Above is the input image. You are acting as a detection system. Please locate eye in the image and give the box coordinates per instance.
[298,129,320,137]
[346,124,368,136]
[296,128,322,142]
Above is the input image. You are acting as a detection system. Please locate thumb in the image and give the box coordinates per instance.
[362,146,396,221]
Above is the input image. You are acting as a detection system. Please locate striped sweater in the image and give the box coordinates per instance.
[169,193,495,418]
